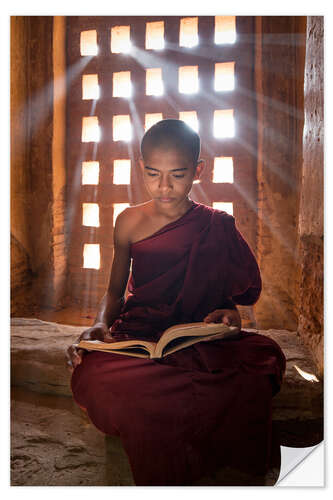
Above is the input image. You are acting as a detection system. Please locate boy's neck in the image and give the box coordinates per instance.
[151,197,194,219]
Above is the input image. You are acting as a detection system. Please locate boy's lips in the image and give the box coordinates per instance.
[159,197,173,202]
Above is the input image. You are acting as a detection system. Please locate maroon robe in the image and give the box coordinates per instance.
[71,201,286,485]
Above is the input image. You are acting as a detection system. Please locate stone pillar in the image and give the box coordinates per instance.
[10,16,40,315]
[51,16,67,308]
[10,16,67,315]
[296,16,324,375]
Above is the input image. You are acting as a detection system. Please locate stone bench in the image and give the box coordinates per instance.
[10,317,323,485]
[11,317,323,447]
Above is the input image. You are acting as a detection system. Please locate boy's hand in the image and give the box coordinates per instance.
[66,322,110,371]
[203,309,241,329]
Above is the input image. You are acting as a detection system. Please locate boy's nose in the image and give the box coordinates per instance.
[159,175,172,190]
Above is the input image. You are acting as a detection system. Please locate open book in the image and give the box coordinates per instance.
[77,322,241,359]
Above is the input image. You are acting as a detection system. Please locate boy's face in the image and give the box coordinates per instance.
[139,147,204,207]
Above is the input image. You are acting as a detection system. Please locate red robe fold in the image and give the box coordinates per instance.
[71,201,286,486]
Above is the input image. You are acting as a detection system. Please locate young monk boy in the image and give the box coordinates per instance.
[67,119,286,486]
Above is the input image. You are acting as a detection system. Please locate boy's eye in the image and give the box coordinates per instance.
[145,171,185,178]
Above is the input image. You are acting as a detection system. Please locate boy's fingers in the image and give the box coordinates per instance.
[205,310,241,328]
[204,313,215,323]
[72,349,84,367]
[211,310,224,322]
[222,315,231,325]
[81,330,93,340]
[66,344,84,369]
[205,310,234,324]
[66,362,74,373]
[204,311,222,323]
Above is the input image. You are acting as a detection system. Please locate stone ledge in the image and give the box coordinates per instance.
[11,386,135,486]
[11,318,323,447]
[262,329,323,447]
[11,386,280,486]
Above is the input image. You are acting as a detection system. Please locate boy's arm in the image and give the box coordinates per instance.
[94,212,132,328]
[67,209,132,369]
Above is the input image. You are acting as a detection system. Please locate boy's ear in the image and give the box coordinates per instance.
[138,157,145,170]
[194,159,205,179]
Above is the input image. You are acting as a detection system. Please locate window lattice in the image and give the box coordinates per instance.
[66,16,257,306]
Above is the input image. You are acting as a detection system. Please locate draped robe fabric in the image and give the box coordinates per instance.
[71,201,286,486]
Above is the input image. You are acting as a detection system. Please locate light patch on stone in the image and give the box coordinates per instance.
[294,364,319,383]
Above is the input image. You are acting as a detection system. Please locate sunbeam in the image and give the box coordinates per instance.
[19,56,94,145]
[128,100,144,140]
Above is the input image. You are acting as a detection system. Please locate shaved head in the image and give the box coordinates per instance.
[141,119,201,165]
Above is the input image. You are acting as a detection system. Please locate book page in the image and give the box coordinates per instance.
[158,322,239,353]
[95,347,150,359]
[78,339,153,354]
[157,330,239,358]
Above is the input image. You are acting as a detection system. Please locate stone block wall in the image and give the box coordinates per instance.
[254,16,307,331]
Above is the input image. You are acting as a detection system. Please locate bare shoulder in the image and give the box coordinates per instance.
[114,201,152,245]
